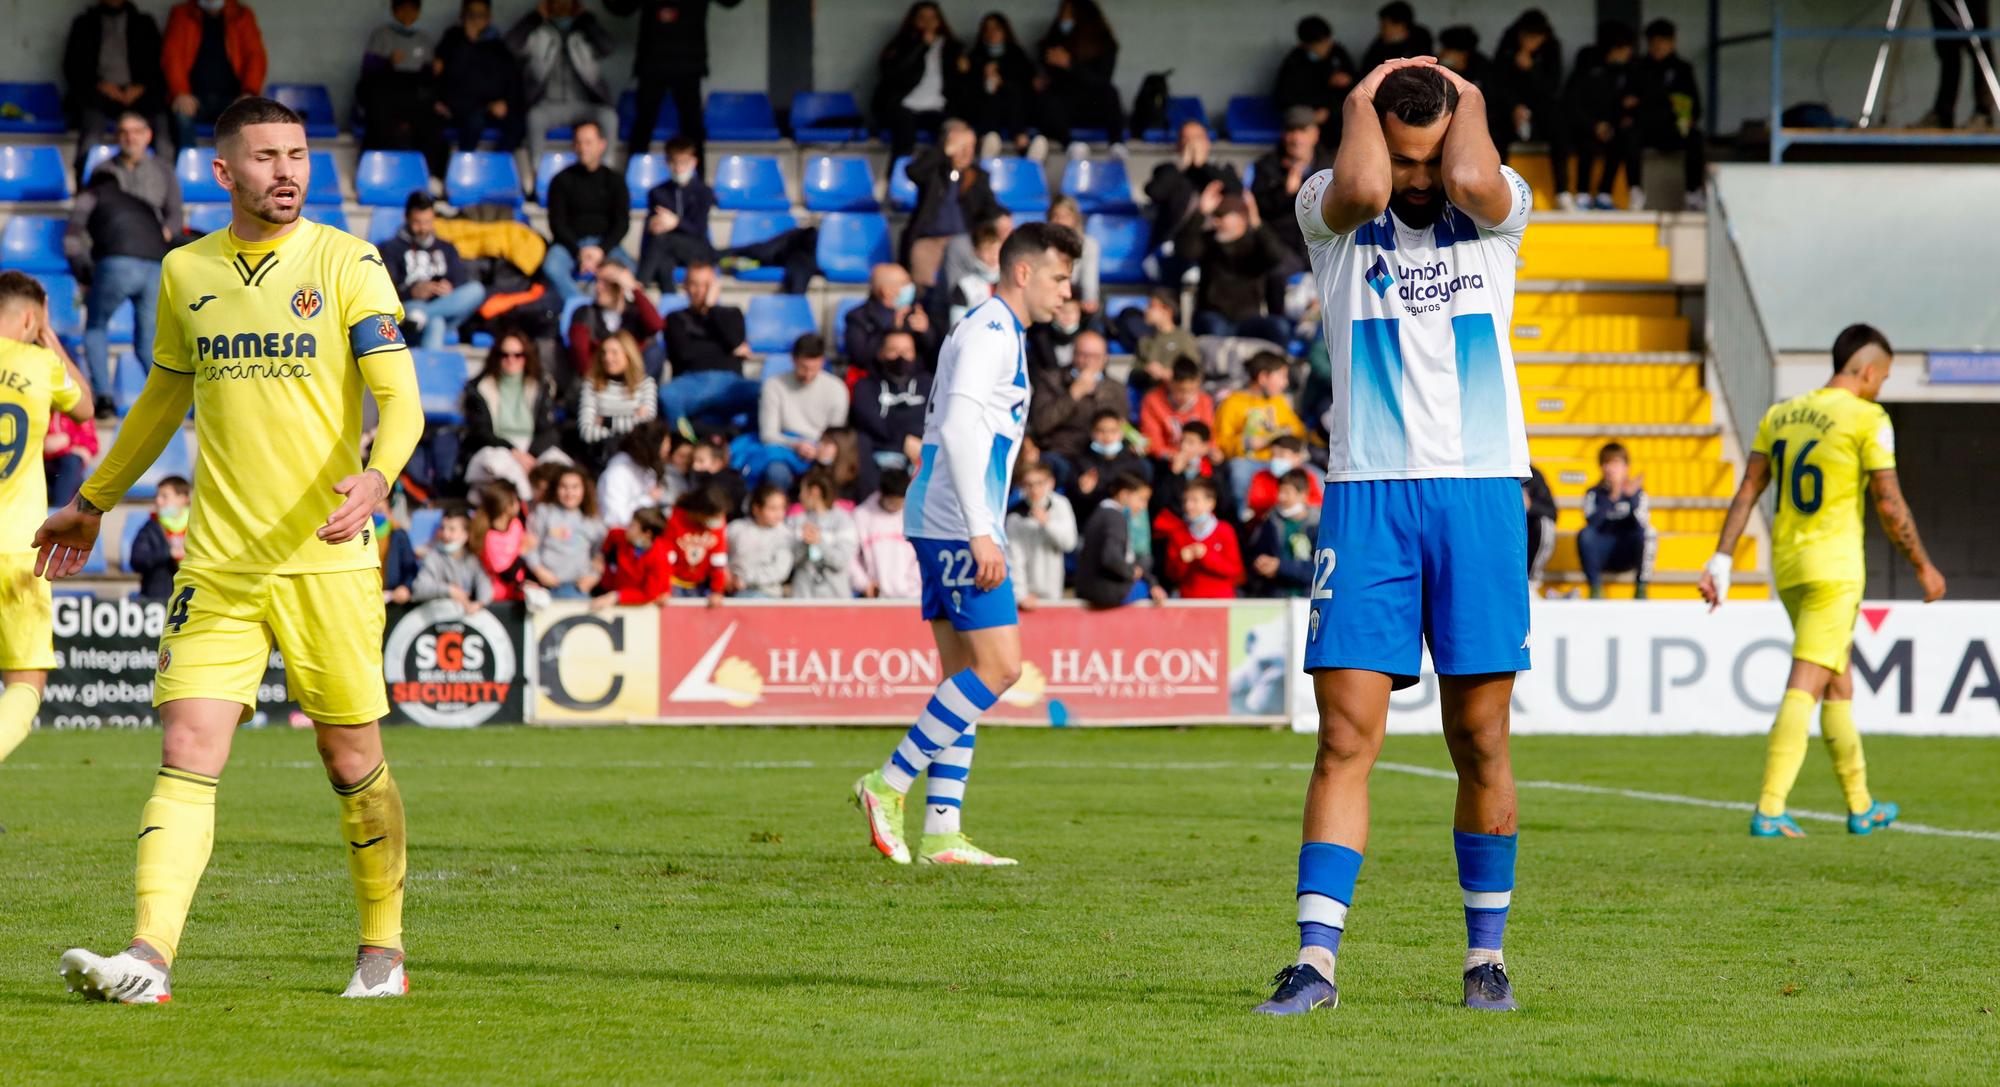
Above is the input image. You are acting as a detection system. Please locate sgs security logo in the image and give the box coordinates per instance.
[382,601,519,728]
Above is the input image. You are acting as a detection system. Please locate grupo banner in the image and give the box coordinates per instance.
[532,599,1294,726]
[1286,599,2000,735]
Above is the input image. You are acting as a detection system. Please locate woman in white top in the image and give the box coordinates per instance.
[872,2,962,157]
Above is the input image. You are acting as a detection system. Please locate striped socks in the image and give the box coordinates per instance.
[1296,842,1363,974]
[881,669,997,795]
[923,726,976,835]
[1455,829,1516,972]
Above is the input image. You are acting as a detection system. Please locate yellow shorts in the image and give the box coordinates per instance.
[1779,580,1863,674]
[156,565,388,725]
[0,551,56,671]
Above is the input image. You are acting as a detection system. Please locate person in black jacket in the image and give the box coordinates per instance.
[633,135,820,295]
[900,120,1001,288]
[1637,19,1706,208]
[1076,473,1160,608]
[1488,9,1565,168]
[435,0,525,153]
[379,192,486,349]
[462,330,569,501]
[127,476,190,601]
[1032,0,1126,152]
[1070,408,1150,509]
[1272,15,1356,148]
[1523,464,1556,593]
[66,168,167,416]
[603,0,746,161]
[1250,107,1335,264]
[873,3,961,158]
[661,262,760,432]
[1438,25,1490,88]
[1145,119,1244,275]
[1560,22,1642,210]
[543,121,632,303]
[63,0,169,178]
[1176,191,1295,345]
[1360,1,1433,71]
[1243,468,1318,597]
[958,12,1038,157]
[844,262,940,374]
[849,330,932,475]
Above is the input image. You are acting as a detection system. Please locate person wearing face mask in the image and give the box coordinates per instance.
[436,0,526,155]
[127,475,191,600]
[1273,16,1358,145]
[637,135,717,290]
[873,2,963,159]
[1027,329,1126,488]
[507,0,619,178]
[1147,420,1236,530]
[844,263,938,375]
[1071,408,1150,508]
[1487,10,1564,170]
[409,509,495,613]
[1032,0,1128,156]
[954,12,1039,160]
[160,0,267,154]
[1162,478,1244,599]
[1244,468,1320,597]
[380,193,487,350]
[947,219,1007,327]
[851,330,932,476]
[360,0,448,178]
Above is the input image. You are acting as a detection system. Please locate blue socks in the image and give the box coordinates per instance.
[881,669,997,793]
[1296,842,1364,961]
[1454,830,1516,968]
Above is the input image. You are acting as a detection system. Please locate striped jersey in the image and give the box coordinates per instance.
[1295,165,1533,481]
[905,295,1030,544]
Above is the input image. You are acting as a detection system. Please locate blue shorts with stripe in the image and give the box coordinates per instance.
[1303,477,1531,689]
[912,538,1018,631]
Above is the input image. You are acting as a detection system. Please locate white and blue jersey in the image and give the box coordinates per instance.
[906,295,1030,630]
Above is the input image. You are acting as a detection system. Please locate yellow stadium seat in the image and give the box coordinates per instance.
[1519,387,1712,425]
[1517,244,1672,282]
[1554,506,1727,534]
[1530,434,1722,462]
[1510,314,1690,353]
[1521,223,1662,249]
[1514,291,1681,317]
[1536,458,1735,501]
[1547,532,1755,574]
[1514,362,1701,390]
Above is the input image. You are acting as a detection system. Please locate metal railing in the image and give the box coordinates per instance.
[1705,184,1775,460]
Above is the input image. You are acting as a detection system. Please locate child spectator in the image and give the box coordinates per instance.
[947,219,1005,327]
[726,484,796,598]
[127,475,190,600]
[664,486,729,604]
[575,330,659,472]
[471,481,533,602]
[1579,442,1657,598]
[377,495,419,604]
[1215,352,1307,501]
[1163,478,1244,598]
[1137,357,1216,465]
[1244,469,1320,597]
[1077,473,1163,608]
[787,467,859,600]
[527,467,608,599]
[688,436,749,517]
[1150,420,1234,527]
[1073,408,1151,507]
[598,423,670,529]
[1127,290,1203,389]
[851,469,920,600]
[411,508,493,612]
[1005,462,1077,609]
[595,507,676,610]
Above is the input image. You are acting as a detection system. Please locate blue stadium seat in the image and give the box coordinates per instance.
[355,150,431,207]
[745,294,816,354]
[82,143,120,179]
[307,150,342,204]
[175,147,226,204]
[79,526,110,575]
[187,204,231,236]
[626,153,669,209]
[1240,160,1257,191]
[0,83,66,134]
[1226,95,1282,144]
[446,151,524,208]
[656,291,690,318]
[706,91,781,141]
[114,352,149,410]
[1087,214,1150,284]
[119,506,151,572]
[1142,96,1210,142]
[107,299,134,345]
[412,349,469,425]
[815,212,890,285]
[268,83,339,138]
[726,211,801,283]
[1061,157,1138,215]
[0,216,67,274]
[559,296,591,342]
[618,89,680,142]
[802,155,879,212]
[534,151,577,206]
[1104,294,1149,323]
[367,207,401,245]
[307,206,348,232]
[130,428,194,500]
[982,156,1050,213]
[711,154,788,210]
[888,155,917,211]
[0,145,69,201]
[407,506,443,552]
[39,273,81,339]
[790,91,866,143]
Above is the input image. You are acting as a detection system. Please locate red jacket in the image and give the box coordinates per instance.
[1162,518,1244,599]
[664,507,728,594]
[162,1,267,99]
[601,527,677,604]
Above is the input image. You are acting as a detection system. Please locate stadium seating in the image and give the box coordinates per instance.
[815,212,891,284]
[1061,157,1138,214]
[1103,294,1148,324]
[446,151,524,208]
[745,294,815,354]
[0,215,67,274]
[175,147,227,204]
[983,156,1050,213]
[367,206,401,244]
[81,143,120,179]
[802,155,879,212]
[130,428,194,500]
[534,151,577,206]
[831,296,864,346]
[617,89,680,143]
[725,211,801,282]
[1141,96,1210,142]
[119,507,151,573]
[114,352,148,410]
[790,91,866,143]
[706,92,782,141]
[0,145,69,201]
[407,506,443,552]
[1226,95,1282,143]
[1517,222,1671,281]
[187,204,231,235]
[355,150,431,207]
[657,291,690,319]
[887,155,917,211]
[308,206,348,232]
[39,273,80,339]
[0,82,66,134]
[1086,214,1149,284]
[711,154,789,210]
[626,153,669,209]
[413,349,470,425]
[307,150,342,203]
[268,83,339,138]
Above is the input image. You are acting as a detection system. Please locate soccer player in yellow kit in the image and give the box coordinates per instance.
[35,98,424,1002]
[0,273,95,764]
[1699,324,1946,838]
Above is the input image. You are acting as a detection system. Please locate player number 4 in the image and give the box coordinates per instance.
[1311,548,1337,600]
[167,586,195,633]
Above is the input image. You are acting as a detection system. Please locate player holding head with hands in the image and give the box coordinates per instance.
[1260,56,1536,1016]
[852,221,1081,868]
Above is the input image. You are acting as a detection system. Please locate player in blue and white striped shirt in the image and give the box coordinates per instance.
[851,222,1082,868]
[1256,58,1532,1017]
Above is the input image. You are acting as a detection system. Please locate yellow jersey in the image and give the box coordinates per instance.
[0,339,82,552]
[81,217,418,575]
[1752,386,1895,588]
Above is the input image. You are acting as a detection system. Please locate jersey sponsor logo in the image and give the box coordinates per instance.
[187,294,218,312]
[1365,255,1395,297]
[1395,259,1486,312]
[290,284,324,320]
[194,331,318,365]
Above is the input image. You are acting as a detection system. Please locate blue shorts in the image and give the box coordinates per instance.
[1304,478,1530,689]
[912,537,1019,632]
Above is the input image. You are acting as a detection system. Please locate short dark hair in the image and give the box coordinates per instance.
[393,0,421,10]
[1183,477,1219,502]
[665,136,698,158]
[573,120,603,141]
[971,218,1006,249]
[1645,18,1676,40]
[998,221,1085,282]
[1832,323,1892,373]
[1378,2,1414,27]
[0,270,47,312]
[1246,351,1289,380]
[1182,420,1212,442]
[632,506,669,537]
[879,467,912,500]
[405,190,436,215]
[1149,287,1179,310]
[116,109,152,129]
[750,482,787,508]
[792,332,827,360]
[1439,25,1479,53]
[1090,408,1124,428]
[1296,15,1332,44]
[1375,66,1458,126]
[1598,20,1637,51]
[157,475,192,497]
[1514,9,1553,37]
[1598,441,1629,466]
[1108,471,1149,498]
[1170,357,1202,384]
[213,96,305,147]
[439,504,474,529]
[799,465,837,500]
[1279,468,1314,492]
[1271,434,1307,455]
[683,259,716,278]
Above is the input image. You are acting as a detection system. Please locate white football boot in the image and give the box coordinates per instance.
[341,946,409,998]
[59,944,172,1004]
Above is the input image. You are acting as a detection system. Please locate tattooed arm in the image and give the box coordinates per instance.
[1869,469,1948,602]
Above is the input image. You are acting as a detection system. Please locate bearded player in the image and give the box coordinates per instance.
[36,97,424,1003]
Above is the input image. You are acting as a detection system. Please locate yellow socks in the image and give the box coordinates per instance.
[1820,700,1873,815]
[1757,688,1817,817]
[333,763,406,950]
[0,682,39,762]
[133,768,219,966]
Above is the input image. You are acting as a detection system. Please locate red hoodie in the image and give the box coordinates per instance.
[601,527,677,604]
[664,507,728,594]
[1163,518,1244,599]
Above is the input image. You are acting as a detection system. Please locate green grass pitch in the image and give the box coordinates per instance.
[2,726,1996,1085]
